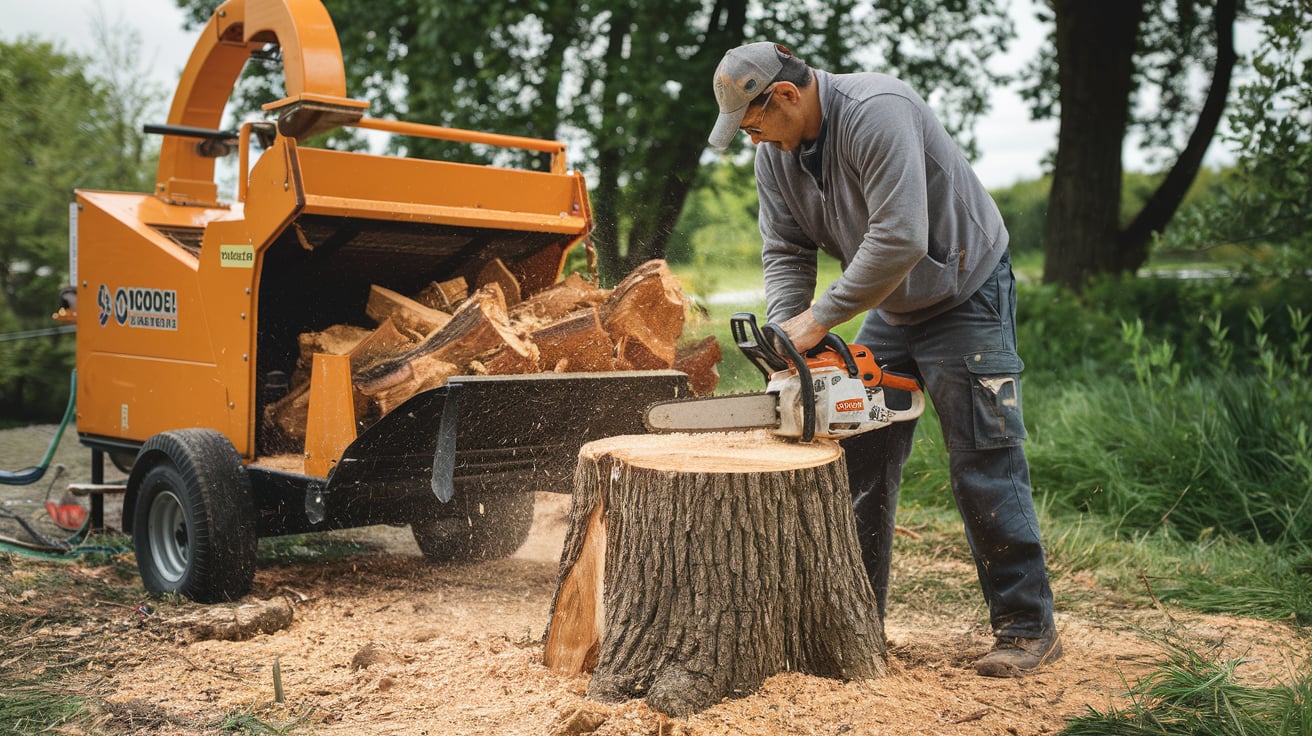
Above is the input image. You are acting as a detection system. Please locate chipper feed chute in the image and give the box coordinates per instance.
[70,0,689,602]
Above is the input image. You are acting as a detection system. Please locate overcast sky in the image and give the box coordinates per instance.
[3,0,1236,189]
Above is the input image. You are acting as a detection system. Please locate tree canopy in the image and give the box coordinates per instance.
[1165,0,1311,273]
[1029,0,1239,289]
[0,32,161,421]
[176,0,1013,283]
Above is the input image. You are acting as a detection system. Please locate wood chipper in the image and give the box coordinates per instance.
[68,0,690,602]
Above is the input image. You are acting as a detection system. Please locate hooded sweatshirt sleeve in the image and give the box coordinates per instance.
[809,94,929,328]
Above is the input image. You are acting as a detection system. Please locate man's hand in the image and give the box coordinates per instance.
[778,308,829,353]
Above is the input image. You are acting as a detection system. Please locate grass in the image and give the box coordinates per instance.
[0,548,143,735]
[212,706,313,735]
[1059,635,1312,735]
[0,687,89,734]
[256,532,380,567]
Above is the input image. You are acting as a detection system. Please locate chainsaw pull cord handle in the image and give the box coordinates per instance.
[761,323,816,443]
[730,312,788,381]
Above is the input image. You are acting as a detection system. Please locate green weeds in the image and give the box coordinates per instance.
[257,532,379,567]
[1060,636,1311,735]
[1030,304,1312,547]
[0,687,89,734]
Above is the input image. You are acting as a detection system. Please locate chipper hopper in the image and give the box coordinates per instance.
[69,0,690,602]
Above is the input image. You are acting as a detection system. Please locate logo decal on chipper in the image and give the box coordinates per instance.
[219,244,255,268]
[98,285,178,330]
[835,398,865,412]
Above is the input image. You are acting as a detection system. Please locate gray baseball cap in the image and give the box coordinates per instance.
[708,42,791,151]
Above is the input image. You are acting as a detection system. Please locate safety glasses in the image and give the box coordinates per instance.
[741,85,777,136]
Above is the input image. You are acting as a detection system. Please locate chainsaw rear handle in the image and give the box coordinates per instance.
[874,369,921,394]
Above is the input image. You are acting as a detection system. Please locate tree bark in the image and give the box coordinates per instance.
[1043,0,1144,290]
[544,431,885,717]
[1117,0,1237,271]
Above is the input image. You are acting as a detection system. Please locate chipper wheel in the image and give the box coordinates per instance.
[411,490,535,563]
[127,430,257,603]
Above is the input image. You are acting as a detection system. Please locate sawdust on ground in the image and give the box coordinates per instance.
[2,428,1308,735]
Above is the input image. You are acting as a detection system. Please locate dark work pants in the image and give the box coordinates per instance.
[841,253,1055,638]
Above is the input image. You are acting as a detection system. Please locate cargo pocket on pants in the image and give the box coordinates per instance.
[964,350,1027,448]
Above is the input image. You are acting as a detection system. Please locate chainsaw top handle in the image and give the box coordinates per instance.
[731,312,861,380]
[811,333,859,376]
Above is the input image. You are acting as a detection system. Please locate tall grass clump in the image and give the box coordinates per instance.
[1029,304,1312,548]
[1060,637,1311,735]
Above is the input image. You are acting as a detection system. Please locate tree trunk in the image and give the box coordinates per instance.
[590,0,749,285]
[544,431,885,717]
[1043,0,1144,290]
[1117,0,1237,271]
[590,9,633,285]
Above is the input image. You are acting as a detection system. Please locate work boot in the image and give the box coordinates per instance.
[973,630,1062,677]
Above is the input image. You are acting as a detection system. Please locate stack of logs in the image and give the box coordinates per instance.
[263,258,721,449]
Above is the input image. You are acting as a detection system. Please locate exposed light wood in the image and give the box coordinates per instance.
[674,335,722,396]
[264,259,722,463]
[365,284,452,339]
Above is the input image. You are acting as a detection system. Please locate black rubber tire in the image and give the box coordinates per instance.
[129,430,257,603]
[411,490,535,563]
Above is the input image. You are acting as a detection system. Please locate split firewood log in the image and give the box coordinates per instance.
[529,308,615,373]
[366,284,452,339]
[359,353,462,415]
[413,277,469,313]
[262,378,370,449]
[345,319,413,371]
[600,260,686,369]
[292,324,373,389]
[354,283,537,397]
[673,335,722,396]
[509,272,610,326]
[507,243,570,296]
[475,258,523,307]
[264,382,311,448]
[475,341,541,375]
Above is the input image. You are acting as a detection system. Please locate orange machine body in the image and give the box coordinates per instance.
[73,0,590,468]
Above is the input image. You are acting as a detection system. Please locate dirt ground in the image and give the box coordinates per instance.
[2,425,1309,735]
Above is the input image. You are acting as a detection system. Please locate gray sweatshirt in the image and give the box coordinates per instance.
[756,70,1008,328]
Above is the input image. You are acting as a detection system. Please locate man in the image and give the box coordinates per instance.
[708,41,1060,677]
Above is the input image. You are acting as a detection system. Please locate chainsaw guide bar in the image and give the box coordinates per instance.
[644,393,780,433]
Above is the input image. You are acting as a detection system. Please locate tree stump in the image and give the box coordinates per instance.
[544,431,886,717]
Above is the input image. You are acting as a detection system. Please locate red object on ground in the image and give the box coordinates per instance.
[45,497,87,531]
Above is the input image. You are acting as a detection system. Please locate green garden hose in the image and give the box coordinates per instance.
[0,371,77,486]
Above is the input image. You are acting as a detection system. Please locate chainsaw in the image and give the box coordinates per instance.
[646,313,925,442]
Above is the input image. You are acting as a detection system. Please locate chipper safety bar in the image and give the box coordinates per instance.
[69,0,687,602]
